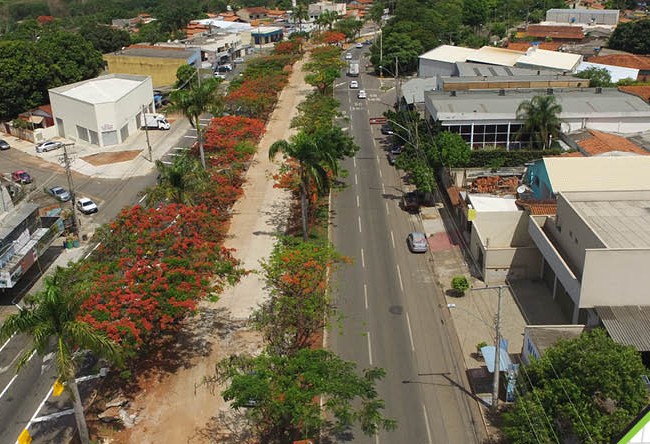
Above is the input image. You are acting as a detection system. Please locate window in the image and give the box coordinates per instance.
[76,125,89,142]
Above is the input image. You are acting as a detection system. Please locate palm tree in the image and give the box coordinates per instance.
[293,3,309,33]
[168,78,223,169]
[0,272,121,444]
[154,153,208,205]
[269,131,338,240]
[516,95,563,150]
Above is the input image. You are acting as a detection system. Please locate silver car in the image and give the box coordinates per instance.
[45,186,71,202]
[407,232,429,253]
[35,140,62,153]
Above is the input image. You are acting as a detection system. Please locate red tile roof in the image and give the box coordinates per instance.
[525,25,584,40]
[578,129,648,156]
[561,151,585,157]
[619,85,650,103]
[588,54,650,71]
[516,200,558,215]
[507,41,563,51]
[447,186,462,206]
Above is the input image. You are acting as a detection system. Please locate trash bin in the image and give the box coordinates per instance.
[73,239,80,248]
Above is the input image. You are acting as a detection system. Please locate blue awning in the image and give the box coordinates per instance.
[481,339,512,373]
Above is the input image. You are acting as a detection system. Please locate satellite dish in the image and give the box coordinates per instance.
[517,185,527,194]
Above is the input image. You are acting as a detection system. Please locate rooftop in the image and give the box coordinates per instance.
[425,88,650,121]
[619,85,650,103]
[419,45,479,64]
[576,129,649,156]
[455,62,560,77]
[507,41,563,51]
[466,46,524,67]
[50,74,149,104]
[400,77,438,104]
[467,194,519,212]
[588,54,650,71]
[524,24,585,40]
[516,47,582,71]
[595,306,650,352]
[577,61,639,83]
[110,45,198,60]
[525,325,585,354]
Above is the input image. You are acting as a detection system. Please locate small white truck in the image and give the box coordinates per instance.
[141,113,171,130]
[348,62,360,77]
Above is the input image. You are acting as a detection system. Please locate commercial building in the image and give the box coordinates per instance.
[545,8,620,26]
[424,88,650,149]
[103,45,201,87]
[251,26,284,45]
[49,74,155,147]
[418,45,481,78]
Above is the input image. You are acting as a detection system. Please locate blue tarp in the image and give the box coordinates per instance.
[481,339,512,373]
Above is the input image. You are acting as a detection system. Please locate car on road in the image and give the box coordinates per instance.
[390,145,403,155]
[215,64,233,72]
[380,124,392,135]
[355,42,364,48]
[233,57,245,64]
[345,52,352,60]
[11,170,32,184]
[44,186,71,202]
[407,232,429,253]
[357,89,367,99]
[0,139,10,150]
[77,197,98,214]
[349,80,359,89]
[35,140,62,153]
[387,152,399,166]
[401,191,421,213]
[214,73,227,80]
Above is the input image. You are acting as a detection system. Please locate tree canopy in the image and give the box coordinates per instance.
[503,329,647,444]
[575,67,612,87]
[516,95,562,150]
[608,20,650,55]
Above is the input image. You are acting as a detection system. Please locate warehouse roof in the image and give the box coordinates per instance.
[596,306,650,352]
[50,74,149,104]
[516,47,582,72]
[466,46,523,67]
[577,61,639,83]
[419,44,478,64]
[455,62,559,77]
[425,88,650,121]
[400,77,438,104]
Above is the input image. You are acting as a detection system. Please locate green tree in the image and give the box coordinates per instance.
[79,23,131,54]
[0,272,121,444]
[437,131,471,167]
[516,95,562,150]
[463,0,489,28]
[315,9,339,30]
[131,21,169,45]
[369,31,423,73]
[36,31,104,86]
[211,348,397,441]
[334,17,363,41]
[291,92,341,133]
[575,67,612,87]
[152,153,208,204]
[168,78,223,168]
[608,20,650,54]
[269,131,338,241]
[175,64,198,89]
[503,329,647,444]
[292,3,309,31]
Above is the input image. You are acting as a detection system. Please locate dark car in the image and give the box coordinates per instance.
[401,191,421,213]
[0,139,10,150]
[11,170,32,184]
[380,124,392,135]
[387,152,398,166]
[390,145,403,155]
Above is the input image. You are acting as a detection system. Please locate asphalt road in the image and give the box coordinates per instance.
[328,46,482,443]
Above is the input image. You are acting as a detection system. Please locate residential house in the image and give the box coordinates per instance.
[518,24,585,42]
[236,7,268,22]
[588,54,650,81]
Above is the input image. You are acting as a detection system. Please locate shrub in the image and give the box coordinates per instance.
[451,275,469,296]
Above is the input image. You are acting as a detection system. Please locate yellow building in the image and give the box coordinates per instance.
[103,45,201,88]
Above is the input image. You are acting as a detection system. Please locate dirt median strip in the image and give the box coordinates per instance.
[81,150,142,166]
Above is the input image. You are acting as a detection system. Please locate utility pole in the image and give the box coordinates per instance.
[60,143,81,238]
[394,56,400,109]
[379,31,383,77]
[142,105,153,162]
[492,286,503,413]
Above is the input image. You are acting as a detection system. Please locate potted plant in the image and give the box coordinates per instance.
[451,275,470,297]
[476,341,488,360]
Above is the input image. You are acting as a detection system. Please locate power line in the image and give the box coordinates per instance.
[518,362,561,444]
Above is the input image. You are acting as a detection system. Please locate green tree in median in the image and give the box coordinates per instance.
[270,131,339,241]
[503,329,647,444]
[152,153,208,205]
[516,95,562,150]
[211,348,397,441]
[0,272,121,444]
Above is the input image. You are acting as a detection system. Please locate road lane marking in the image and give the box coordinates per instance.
[354,173,358,185]
[356,195,360,208]
[381,183,386,194]
[0,350,35,399]
[378,168,382,178]
[360,248,365,268]
[396,265,404,292]
[138,194,147,203]
[385,202,390,215]
[423,404,433,444]
[358,216,362,233]
[375,434,380,444]
[0,334,15,353]
[367,332,373,365]
[390,231,395,249]
[364,284,368,309]
[353,157,357,168]
[406,312,415,352]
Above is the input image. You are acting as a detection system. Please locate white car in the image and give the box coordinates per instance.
[233,57,245,64]
[355,42,363,48]
[214,73,227,80]
[77,197,98,214]
[35,140,62,153]
[349,80,359,89]
[357,90,367,99]
[345,52,352,60]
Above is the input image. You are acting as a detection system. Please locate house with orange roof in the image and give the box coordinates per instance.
[571,129,648,156]
[588,54,650,80]
[507,41,563,52]
[520,24,585,42]
[618,85,650,103]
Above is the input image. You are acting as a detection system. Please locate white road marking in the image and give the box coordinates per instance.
[385,201,390,215]
[423,404,433,444]
[375,434,380,444]
[354,173,358,185]
[32,408,74,423]
[364,283,368,309]
[361,248,365,268]
[138,194,147,203]
[183,135,196,138]
[381,183,386,194]
[367,332,373,365]
[353,157,357,168]
[358,216,362,233]
[390,231,395,249]
[406,312,415,352]
[356,195,360,208]
[1,351,36,400]
[0,335,15,354]
[378,168,382,178]
[396,265,404,292]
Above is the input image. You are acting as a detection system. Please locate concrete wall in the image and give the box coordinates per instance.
[103,55,188,88]
[50,93,97,144]
[580,248,650,308]
[418,59,456,79]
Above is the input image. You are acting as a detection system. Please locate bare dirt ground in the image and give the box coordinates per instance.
[81,150,142,166]
[94,55,312,444]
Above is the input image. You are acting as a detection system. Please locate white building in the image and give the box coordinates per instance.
[545,8,620,26]
[418,45,479,78]
[308,1,346,20]
[49,74,154,148]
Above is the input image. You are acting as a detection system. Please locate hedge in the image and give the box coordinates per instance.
[466,149,564,168]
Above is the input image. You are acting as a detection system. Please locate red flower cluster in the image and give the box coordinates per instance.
[204,116,265,152]
[318,31,346,44]
[273,40,302,55]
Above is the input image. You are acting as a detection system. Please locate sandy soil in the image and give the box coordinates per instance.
[96,55,312,444]
[81,150,142,166]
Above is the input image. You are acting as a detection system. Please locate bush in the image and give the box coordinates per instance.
[467,149,562,168]
[451,275,469,296]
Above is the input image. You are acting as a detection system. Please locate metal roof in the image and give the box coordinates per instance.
[577,61,639,83]
[116,46,198,60]
[50,74,149,104]
[595,306,650,351]
[0,203,39,240]
[400,77,438,104]
[455,62,560,77]
[516,47,582,72]
[467,194,519,212]
[425,88,650,121]
[419,44,478,64]
[466,46,523,67]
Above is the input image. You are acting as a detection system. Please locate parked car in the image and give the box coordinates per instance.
[44,186,71,202]
[345,52,352,60]
[387,152,398,166]
[214,73,227,80]
[401,191,421,213]
[77,197,98,214]
[380,124,392,135]
[407,232,429,253]
[349,80,359,89]
[357,90,367,99]
[35,140,62,153]
[233,57,245,64]
[11,170,32,184]
[215,64,233,72]
[0,139,10,150]
[355,42,364,48]
[390,145,403,155]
